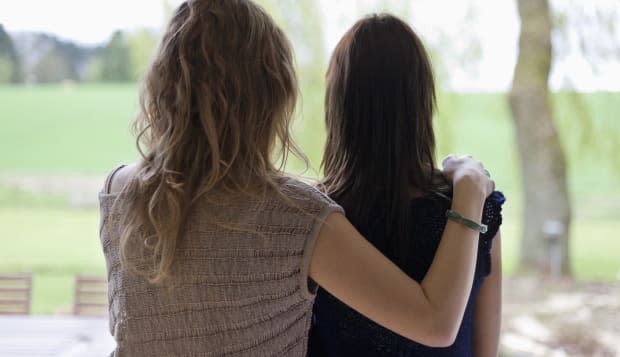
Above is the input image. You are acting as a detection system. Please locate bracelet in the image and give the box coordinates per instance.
[445,210,488,234]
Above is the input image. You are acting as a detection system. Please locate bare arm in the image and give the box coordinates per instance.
[309,157,491,347]
[473,231,503,357]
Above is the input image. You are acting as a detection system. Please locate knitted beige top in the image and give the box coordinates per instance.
[99,167,343,356]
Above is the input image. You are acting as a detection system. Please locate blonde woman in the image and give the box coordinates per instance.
[99,1,494,355]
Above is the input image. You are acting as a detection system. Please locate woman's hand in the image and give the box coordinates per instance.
[441,155,495,198]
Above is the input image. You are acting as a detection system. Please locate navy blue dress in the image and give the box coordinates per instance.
[308,191,505,357]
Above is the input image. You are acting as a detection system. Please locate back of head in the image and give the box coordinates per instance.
[139,0,299,188]
[119,0,302,284]
[322,14,438,267]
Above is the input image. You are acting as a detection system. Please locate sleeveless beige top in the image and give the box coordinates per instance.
[99,166,343,356]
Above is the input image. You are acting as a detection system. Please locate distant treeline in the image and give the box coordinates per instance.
[0,24,159,84]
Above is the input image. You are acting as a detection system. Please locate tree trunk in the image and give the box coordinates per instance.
[509,0,572,276]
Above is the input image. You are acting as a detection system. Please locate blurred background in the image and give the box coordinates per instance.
[0,0,618,355]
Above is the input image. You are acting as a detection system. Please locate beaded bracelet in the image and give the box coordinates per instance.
[445,210,488,234]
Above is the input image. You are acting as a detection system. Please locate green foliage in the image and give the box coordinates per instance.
[0,55,12,82]
[31,34,91,82]
[84,55,104,82]
[83,27,158,83]
[0,25,14,54]
[66,28,157,83]
[0,24,20,82]
[101,31,132,82]
[34,48,72,83]
[127,29,158,81]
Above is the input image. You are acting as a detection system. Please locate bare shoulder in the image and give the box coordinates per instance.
[109,163,139,194]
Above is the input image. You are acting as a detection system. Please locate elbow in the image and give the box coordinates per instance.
[425,331,458,348]
[418,316,459,348]
[423,330,457,348]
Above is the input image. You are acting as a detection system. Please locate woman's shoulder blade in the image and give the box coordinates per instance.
[279,177,342,209]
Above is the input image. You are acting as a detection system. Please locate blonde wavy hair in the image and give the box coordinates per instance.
[118,0,305,284]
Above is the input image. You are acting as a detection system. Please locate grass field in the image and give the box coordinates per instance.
[0,84,139,173]
[1,84,619,314]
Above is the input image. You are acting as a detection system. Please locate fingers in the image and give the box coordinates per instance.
[441,154,483,171]
[441,154,495,196]
[441,154,456,167]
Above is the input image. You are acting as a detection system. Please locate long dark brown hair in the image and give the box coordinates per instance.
[322,14,439,268]
[118,0,304,284]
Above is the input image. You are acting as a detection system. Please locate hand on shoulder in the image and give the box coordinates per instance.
[441,155,495,199]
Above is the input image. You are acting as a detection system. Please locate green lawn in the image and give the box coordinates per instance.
[1,84,617,191]
[1,84,619,314]
[0,84,139,174]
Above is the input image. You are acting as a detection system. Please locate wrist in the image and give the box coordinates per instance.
[450,183,485,225]
[446,209,488,233]
[453,179,486,202]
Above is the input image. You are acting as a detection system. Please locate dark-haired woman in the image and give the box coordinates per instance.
[309,14,505,357]
[99,1,496,355]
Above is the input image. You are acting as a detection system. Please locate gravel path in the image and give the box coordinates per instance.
[501,276,620,356]
[0,174,105,208]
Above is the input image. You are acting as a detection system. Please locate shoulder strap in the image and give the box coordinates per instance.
[104,164,127,194]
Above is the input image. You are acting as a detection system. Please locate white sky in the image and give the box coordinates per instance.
[1,0,619,91]
[0,0,179,45]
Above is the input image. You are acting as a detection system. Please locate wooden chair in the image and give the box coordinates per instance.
[73,275,108,316]
[0,273,32,315]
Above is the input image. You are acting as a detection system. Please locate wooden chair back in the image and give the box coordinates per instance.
[73,275,108,316]
[0,274,32,315]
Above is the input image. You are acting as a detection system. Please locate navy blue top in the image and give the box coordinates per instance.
[308,191,506,357]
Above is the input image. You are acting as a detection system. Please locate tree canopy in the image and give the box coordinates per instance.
[0,24,21,83]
